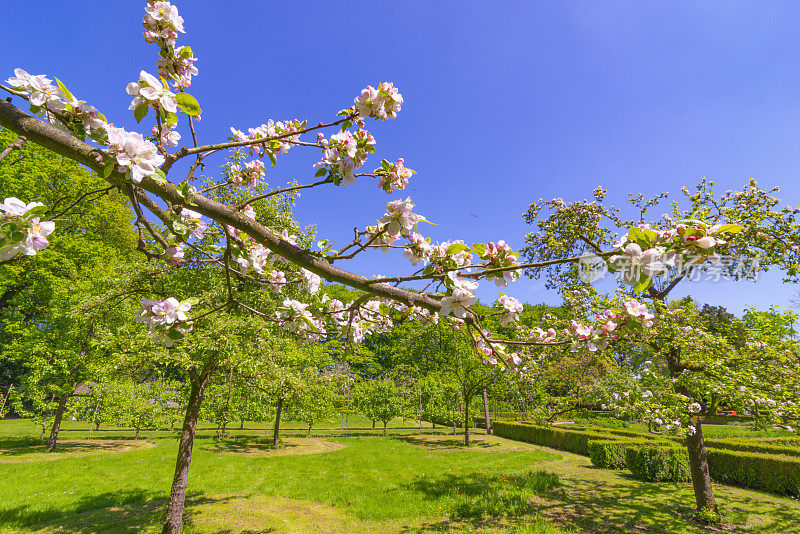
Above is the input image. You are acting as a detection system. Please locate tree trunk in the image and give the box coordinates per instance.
[464,399,470,447]
[239,419,244,430]
[88,399,100,439]
[161,373,208,534]
[372,419,375,429]
[686,417,718,513]
[307,421,312,437]
[481,389,492,435]
[0,385,13,417]
[383,421,387,435]
[46,394,69,453]
[135,426,140,440]
[272,397,283,448]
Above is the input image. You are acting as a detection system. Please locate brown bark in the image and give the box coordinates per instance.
[665,347,718,513]
[686,417,718,513]
[481,388,492,435]
[45,394,69,452]
[383,421,387,435]
[162,362,215,534]
[272,397,283,448]
[307,421,313,437]
[464,399,470,447]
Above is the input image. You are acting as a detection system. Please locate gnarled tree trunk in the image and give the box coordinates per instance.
[686,417,717,513]
[45,394,69,452]
[272,397,283,448]
[162,360,215,534]
[482,388,492,435]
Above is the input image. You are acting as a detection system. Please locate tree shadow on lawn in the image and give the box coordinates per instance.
[404,470,563,531]
[397,436,499,451]
[0,436,152,461]
[0,491,255,533]
[534,476,800,533]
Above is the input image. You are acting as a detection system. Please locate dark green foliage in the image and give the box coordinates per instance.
[704,438,800,458]
[624,446,691,482]
[492,421,626,456]
[588,439,651,469]
[707,449,800,496]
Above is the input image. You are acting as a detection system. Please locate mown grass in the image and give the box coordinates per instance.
[1,419,799,533]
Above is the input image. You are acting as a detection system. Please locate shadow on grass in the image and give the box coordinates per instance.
[533,475,800,533]
[396,436,497,450]
[0,491,260,533]
[405,470,562,531]
[0,437,151,460]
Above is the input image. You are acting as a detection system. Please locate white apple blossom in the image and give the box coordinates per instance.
[105,125,165,182]
[440,278,478,319]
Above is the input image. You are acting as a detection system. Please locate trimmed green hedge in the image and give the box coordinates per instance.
[625,446,691,482]
[704,439,800,458]
[588,439,652,469]
[494,420,800,496]
[492,421,620,455]
[707,449,800,495]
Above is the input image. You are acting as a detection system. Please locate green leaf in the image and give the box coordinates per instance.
[54,77,75,103]
[151,168,167,184]
[134,104,149,123]
[472,243,487,257]
[446,243,468,256]
[167,328,184,341]
[165,112,179,127]
[175,92,202,116]
[176,181,193,201]
[184,297,200,306]
[717,224,742,234]
[314,168,328,178]
[179,46,193,59]
[102,158,116,178]
[267,151,277,166]
[634,274,652,295]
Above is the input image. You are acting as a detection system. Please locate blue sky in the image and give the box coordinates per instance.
[3,1,799,315]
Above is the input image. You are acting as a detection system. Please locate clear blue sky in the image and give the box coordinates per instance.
[3,1,799,315]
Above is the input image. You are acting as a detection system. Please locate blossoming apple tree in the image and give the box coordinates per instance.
[0,0,771,530]
[522,182,800,515]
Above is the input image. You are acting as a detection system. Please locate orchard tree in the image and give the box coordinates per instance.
[522,181,800,515]
[0,2,697,531]
[287,370,337,436]
[353,379,403,434]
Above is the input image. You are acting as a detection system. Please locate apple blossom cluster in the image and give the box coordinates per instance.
[0,197,55,260]
[229,120,302,158]
[475,240,519,287]
[440,278,479,319]
[143,2,198,89]
[375,158,414,194]
[228,160,265,187]
[275,299,324,341]
[127,70,178,115]
[609,221,742,289]
[314,129,375,186]
[163,243,185,266]
[178,208,207,239]
[403,233,434,265]
[105,125,166,183]
[135,296,194,347]
[497,295,523,326]
[143,0,184,46]
[352,82,403,121]
[5,69,107,140]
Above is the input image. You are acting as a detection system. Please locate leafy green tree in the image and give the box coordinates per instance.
[353,379,402,434]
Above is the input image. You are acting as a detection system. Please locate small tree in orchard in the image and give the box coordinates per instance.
[287,370,337,437]
[0,3,731,531]
[104,380,167,439]
[353,379,403,434]
[522,181,800,516]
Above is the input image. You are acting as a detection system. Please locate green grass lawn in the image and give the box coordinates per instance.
[1,419,799,533]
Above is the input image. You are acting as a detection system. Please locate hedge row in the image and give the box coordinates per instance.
[704,438,800,458]
[707,448,800,495]
[494,420,800,495]
[492,421,628,456]
[625,445,692,482]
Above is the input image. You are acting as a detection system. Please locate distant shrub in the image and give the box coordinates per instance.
[707,449,800,496]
